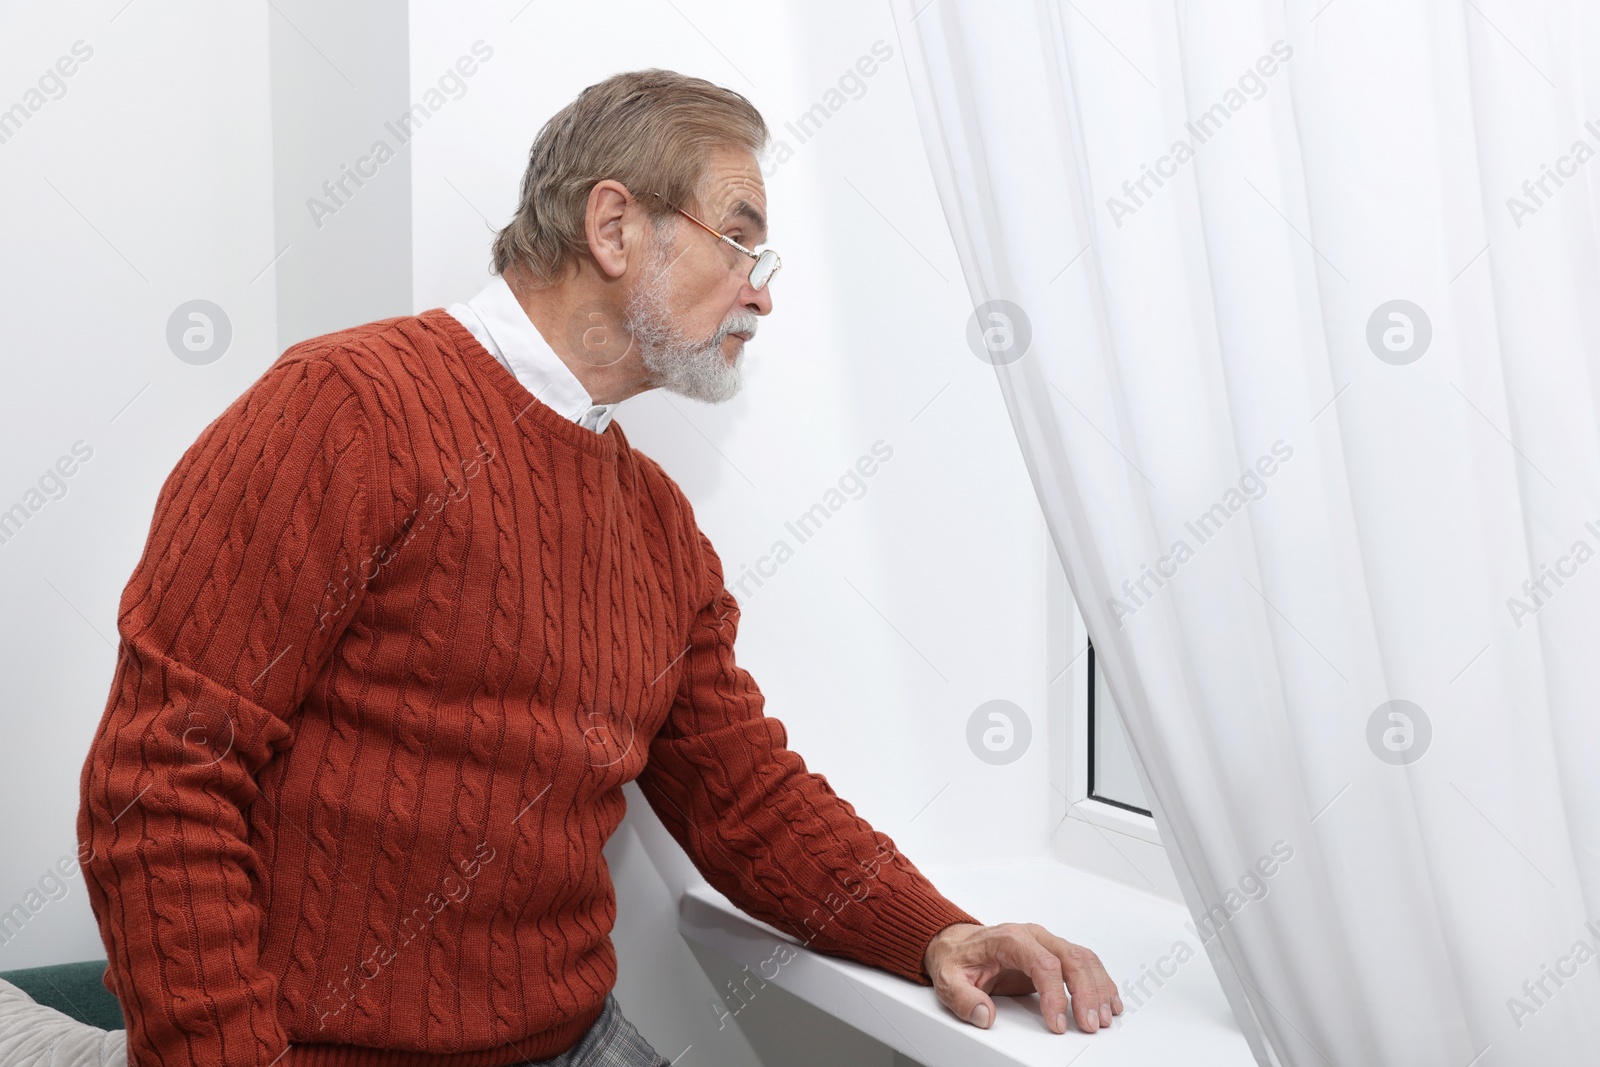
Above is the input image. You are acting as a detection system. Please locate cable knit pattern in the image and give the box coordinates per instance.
[76,308,980,1067]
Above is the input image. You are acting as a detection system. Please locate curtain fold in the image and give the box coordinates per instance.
[891,2,1600,1064]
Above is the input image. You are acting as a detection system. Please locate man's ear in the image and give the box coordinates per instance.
[585,180,635,280]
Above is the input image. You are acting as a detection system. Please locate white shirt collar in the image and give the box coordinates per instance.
[446,274,617,433]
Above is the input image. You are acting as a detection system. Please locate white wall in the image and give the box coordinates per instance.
[0,1,280,971]
[270,0,413,347]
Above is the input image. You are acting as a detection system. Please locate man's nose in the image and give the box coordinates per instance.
[742,281,773,316]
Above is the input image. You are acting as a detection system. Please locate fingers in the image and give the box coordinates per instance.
[953,927,1068,1036]
[979,927,1072,1034]
[931,923,1122,1036]
[932,968,999,1030]
[1033,926,1121,1033]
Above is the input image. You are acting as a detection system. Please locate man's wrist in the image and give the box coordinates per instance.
[922,921,981,978]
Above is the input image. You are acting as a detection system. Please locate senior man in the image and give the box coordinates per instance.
[77,69,1122,1066]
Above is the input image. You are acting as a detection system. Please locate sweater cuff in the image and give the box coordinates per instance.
[864,881,983,985]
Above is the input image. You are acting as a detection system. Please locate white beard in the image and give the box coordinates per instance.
[625,220,759,404]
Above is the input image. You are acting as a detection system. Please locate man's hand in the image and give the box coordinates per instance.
[922,922,1123,1034]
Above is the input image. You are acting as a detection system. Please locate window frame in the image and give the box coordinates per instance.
[1046,540,1166,858]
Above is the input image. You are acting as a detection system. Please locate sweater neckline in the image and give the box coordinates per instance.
[421,306,622,462]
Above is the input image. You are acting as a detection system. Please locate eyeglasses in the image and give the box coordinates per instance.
[649,192,781,290]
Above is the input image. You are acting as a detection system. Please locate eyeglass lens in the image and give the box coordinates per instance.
[751,250,780,289]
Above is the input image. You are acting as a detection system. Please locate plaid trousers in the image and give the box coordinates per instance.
[522,994,669,1067]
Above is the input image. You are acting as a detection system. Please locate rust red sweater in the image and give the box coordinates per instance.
[76,309,979,1067]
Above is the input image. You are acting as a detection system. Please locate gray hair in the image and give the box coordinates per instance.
[490,68,769,287]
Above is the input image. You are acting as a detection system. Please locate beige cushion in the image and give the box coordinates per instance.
[0,977,125,1066]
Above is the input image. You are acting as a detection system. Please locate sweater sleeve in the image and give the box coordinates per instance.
[635,528,981,985]
[75,356,378,1067]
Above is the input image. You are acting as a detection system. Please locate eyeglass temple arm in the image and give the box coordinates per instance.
[717,233,759,260]
[685,209,757,259]
[648,192,762,262]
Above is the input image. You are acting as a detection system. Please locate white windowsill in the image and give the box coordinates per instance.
[677,860,1255,1067]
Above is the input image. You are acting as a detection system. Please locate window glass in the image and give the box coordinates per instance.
[1089,645,1151,814]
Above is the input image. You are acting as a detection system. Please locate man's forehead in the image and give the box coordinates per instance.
[700,155,767,240]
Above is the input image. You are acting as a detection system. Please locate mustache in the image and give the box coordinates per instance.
[717,309,759,342]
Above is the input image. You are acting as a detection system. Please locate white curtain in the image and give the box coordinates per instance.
[890,2,1600,1064]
